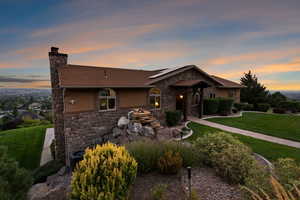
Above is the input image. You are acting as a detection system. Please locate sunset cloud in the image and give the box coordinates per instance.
[1,0,300,89]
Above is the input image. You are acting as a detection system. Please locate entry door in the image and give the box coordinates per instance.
[176,94,184,111]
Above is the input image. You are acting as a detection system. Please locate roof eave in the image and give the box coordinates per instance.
[60,85,155,89]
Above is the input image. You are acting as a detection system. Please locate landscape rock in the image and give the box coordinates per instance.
[27,167,71,200]
[128,122,143,134]
[117,116,129,128]
[112,127,123,138]
[143,126,155,137]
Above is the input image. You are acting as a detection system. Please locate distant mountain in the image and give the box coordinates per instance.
[0,88,51,97]
[276,91,300,101]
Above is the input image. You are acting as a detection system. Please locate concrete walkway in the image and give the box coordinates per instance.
[188,116,300,149]
[40,128,55,166]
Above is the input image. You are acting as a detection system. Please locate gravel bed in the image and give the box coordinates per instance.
[181,167,243,200]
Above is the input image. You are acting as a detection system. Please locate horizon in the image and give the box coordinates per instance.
[0,0,300,90]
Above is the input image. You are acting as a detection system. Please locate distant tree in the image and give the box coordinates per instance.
[268,92,287,107]
[240,71,269,105]
[12,107,18,118]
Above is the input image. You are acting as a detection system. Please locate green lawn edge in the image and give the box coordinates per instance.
[187,121,300,163]
[0,125,52,170]
[206,112,300,142]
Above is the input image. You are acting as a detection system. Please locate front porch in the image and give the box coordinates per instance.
[171,80,211,121]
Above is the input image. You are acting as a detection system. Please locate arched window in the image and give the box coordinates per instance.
[149,88,161,110]
[193,92,200,105]
[99,88,116,111]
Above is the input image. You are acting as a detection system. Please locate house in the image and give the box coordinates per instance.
[28,102,42,111]
[49,47,243,164]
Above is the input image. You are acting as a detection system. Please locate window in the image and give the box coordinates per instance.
[149,88,161,110]
[209,93,216,99]
[99,88,116,111]
[193,92,200,105]
[228,90,236,98]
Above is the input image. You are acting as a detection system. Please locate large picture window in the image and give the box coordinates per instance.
[149,88,161,110]
[99,88,116,111]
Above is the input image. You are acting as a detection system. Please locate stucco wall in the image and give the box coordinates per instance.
[63,88,149,113]
[64,89,97,113]
[117,88,148,108]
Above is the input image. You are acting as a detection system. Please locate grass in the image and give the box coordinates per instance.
[187,122,300,163]
[206,112,300,142]
[0,125,52,170]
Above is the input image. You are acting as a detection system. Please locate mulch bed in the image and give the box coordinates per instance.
[130,172,186,200]
[130,167,243,200]
[181,167,243,200]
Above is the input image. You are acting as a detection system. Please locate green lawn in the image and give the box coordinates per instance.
[0,125,51,170]
[206,112,300,142]
[187,122,300,163]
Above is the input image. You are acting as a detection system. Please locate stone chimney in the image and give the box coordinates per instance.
[49,47,68,163]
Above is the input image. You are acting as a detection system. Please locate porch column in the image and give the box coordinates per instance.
[199,87,204,118]
[183,88,188,121]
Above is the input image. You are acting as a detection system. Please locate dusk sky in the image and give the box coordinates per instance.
[0,0,299,90]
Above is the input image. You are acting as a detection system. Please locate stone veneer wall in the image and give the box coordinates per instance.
[49,48,68,163]
[64,108,132,165]
[152,68,217,120]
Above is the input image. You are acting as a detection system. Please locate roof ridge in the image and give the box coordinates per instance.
[66,64,162,72]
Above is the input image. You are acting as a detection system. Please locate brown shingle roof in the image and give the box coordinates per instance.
[58,64,160,88]
[57,64,243,89]
[211,75,244,88]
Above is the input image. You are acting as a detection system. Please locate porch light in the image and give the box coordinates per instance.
[155,101,159,107]
[179,95,184,99]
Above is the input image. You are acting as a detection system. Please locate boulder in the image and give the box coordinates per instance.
[117,116,129,128]
[112,127,123,138]
[27,167,71,200]
[128,122,143,134]
[143,126,155,137]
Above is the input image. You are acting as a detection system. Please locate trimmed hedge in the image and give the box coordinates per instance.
[279,101,299,113]
[243,104,254,111]
[165,110,182,126]
[203,99,219,115]
[218,98,234,116]
[255,103,270,112]
[273,107,286,114]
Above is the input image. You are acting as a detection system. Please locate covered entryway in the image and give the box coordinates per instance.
[172,80,211,121]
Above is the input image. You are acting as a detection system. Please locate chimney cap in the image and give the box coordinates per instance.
[51,47,59,53]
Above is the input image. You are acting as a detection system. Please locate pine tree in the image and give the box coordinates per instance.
[240,71,269,105]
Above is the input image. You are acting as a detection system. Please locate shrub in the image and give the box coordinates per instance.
[157,151,183,174]
[234,103,248,111]
[165,110,182,126]
[243,104,254,111]
[203,99,219,115]
[217,98,234,115]
[279,101,299,113]
[126,141,202,173]
[151,184,168,200]
[244,176,300,200]
[17,119,51,128]
[71,142,137,200]
[274,158,300,190]
[0,146,33,200]
[255,103,270,112]
[194,132,268,184]
[32,160,63,184]
[273,107,286,114]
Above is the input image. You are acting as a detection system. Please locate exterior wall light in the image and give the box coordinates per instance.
[70,99,76,105]
[179,95,184,99]
[155,101,159,107]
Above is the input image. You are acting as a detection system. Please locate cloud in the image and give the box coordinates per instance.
[262,79,300,91]
[0,76,48,83]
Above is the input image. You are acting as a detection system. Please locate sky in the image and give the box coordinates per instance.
[0,0,299,90]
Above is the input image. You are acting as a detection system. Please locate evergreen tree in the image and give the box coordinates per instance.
[240,71,269,105]
[268,92,287,107]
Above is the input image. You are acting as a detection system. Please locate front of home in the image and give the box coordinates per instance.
[49,47,243,165]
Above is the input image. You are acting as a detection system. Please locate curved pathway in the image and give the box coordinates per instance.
[188,116,300,149]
